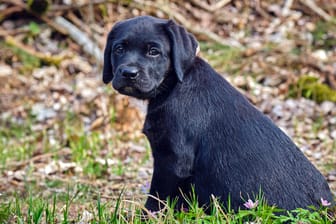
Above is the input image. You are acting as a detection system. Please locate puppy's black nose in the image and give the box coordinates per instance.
[121,67,139,79]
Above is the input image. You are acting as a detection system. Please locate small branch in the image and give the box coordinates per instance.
[54,16,103,63]
[4,34,66,65]
[253,0,271,19]
[282,0,294,16]
[190,0,231,12]
[7,148,71,169]
[164,5,242,48]
[49,0,109,12]
[0,5,23,21]
[3,0,69,35]
[66,11,93,36]
[299,0,332,21]
[2,0,103,63]
[133,0,243,49]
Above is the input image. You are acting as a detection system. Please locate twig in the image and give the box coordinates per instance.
[43,175,138,188]
[49,0,109,12]
[7,148,71,169]
[133,0,243,49]
[4,34,66,65]
[282,0,294,16]
[283,54,336,89]
[299,0,332,21]
[253,0,271,19]
[0,28,7,37]
[2,0,69,35]
[164,5,243,48]
[3,0,103,62]
[66,11,93,36]
[54,16,103,63]
[190,0,231,12]
[38,14,69,35]
[0,5,23,20]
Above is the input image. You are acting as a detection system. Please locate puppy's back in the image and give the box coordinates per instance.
[171,57,333,210]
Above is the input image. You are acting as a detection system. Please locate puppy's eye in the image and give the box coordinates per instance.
[147,47,160,57]
[114,45,124,55]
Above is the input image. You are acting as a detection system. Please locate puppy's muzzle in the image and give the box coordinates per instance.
[120,66,139,80]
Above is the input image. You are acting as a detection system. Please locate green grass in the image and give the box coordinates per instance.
[0,115,38,169]
[0,59,335,223]
[0,189,334,223]
[0,108,116,177]
[1,102,335,224]
[0,41,41,73]
[200,42,242,73]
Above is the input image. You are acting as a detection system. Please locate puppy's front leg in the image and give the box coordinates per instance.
[145,151,194,212]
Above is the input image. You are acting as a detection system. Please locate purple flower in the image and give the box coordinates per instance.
[243,199,259,209]
[321,198,331,207]
[181,207,189,213]
[140,182,150,194]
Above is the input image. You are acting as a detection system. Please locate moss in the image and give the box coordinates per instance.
[288,75,336,103]
[1,37,64,73]
[0,41,41,73]
[312,19,336,50]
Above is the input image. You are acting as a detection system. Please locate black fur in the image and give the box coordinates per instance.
[103,16,334,212]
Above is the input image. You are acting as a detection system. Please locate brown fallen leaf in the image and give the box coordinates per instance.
[90,116,105,130]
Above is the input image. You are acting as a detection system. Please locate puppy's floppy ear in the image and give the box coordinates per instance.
[102,33,113,84]
[165,20,198,82]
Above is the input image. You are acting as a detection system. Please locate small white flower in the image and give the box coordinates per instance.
[148,210,158,218]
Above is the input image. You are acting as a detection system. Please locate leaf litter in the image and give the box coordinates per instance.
[0,0,335,220]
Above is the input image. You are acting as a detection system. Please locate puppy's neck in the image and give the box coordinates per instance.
[146,71,178,112]
[153,71,178,99]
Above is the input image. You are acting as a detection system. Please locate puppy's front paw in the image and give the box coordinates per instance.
[144,197,164,212]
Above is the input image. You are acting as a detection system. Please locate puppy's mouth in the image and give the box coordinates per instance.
[113,79,156,99]
[118,86,157,99]
[118,86,140,95]
[122,86,135,94]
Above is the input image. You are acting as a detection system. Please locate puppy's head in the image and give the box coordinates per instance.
[103,16,198,99]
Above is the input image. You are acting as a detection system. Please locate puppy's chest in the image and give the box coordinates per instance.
[143,113,168,144]
[143,118,161,139]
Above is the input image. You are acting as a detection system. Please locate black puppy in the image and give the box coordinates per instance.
[103,16,334,212]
